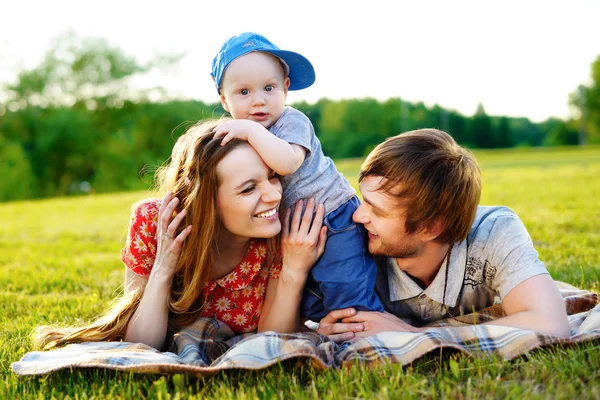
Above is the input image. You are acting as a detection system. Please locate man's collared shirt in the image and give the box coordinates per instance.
[375,206,549,325]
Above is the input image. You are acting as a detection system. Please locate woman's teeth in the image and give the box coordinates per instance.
[256,209,277,218]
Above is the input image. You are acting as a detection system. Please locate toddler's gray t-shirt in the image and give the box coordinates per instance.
[269,106,355,213]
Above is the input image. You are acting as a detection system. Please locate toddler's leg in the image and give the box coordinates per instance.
[300,197,384,321]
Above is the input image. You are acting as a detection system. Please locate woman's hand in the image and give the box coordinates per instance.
[281,198,328,280]
[152,192,192,281]
[258,198,327,333]
[123,192,192,349]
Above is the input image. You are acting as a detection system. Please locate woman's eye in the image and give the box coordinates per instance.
[268,173,279,181]
[241,185,255,194]
[265,85,273,92]
[240,89,249,95]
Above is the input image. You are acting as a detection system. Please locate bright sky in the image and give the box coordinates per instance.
[1,0,599,122]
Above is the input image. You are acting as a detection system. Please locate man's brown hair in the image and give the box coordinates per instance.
[359,128,481,244]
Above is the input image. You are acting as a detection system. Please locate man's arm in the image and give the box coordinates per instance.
[319,274,570,342]
[213,119,305,176]
[482,211,570,337]
[486,274,569,337]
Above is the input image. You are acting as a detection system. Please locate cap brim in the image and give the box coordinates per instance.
[262,50,315,90]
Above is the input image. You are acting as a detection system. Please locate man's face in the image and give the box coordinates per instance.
[353,175,425,259]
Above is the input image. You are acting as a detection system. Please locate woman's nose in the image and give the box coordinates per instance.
[262,181,282,203]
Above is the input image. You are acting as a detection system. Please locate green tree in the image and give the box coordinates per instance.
[447,111,471,147]
[509,118,544,147]
[570,55,600,144]
[0,135,39,201]
[0,32,186,200]
[319,98,392,158]
[542,118,580,146]
[31,107,100,196]
[472,103,494,148]
[495,116,512,148]
[4,31,183,109]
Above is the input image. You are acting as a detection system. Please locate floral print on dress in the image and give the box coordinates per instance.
[121,198,282,334]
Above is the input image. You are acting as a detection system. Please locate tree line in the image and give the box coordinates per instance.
[0,33,598,202]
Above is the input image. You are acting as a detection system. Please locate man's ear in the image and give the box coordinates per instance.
[419,217,445,243]
[220,94,230,113]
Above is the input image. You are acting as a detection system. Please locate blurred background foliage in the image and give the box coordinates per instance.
[1,33,599,202]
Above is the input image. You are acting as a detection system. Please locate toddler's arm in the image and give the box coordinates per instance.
[214,119,305,176]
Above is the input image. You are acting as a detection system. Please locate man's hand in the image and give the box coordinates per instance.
[341,311,424,338]
[317,309,424,343]
[213,119,266,146]
[316,308,365,343]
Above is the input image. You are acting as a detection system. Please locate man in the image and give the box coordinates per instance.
[317,129,570,342]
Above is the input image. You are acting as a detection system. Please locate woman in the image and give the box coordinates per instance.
[34,118,327,350]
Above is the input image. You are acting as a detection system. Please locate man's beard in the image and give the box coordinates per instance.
[368,238,420,259]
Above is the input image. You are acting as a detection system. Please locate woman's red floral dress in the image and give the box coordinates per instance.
[121,199,282,333]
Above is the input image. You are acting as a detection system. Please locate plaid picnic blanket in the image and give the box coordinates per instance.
[11,281,600,377]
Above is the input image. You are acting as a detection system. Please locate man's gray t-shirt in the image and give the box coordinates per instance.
[269,107,355,213]
[375,206,549,325]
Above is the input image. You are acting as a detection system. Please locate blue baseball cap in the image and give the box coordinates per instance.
[211,32,315,94]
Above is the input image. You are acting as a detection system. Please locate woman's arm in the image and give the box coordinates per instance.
[122,267,172,349]
[258,198,327,332]
[123,192,192,349]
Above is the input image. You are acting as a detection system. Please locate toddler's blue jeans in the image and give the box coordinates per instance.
[300,196,384,321]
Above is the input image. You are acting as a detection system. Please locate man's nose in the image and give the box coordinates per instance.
[352,203,368,224]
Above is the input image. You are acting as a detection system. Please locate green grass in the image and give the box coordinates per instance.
[2,146,600,399]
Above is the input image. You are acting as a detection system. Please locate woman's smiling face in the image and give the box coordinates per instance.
[216,143,283,242]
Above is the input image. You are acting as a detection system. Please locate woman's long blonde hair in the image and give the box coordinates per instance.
[33,118,278,350]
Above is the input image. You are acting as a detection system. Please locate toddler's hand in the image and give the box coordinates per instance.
[213,120,264,146]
